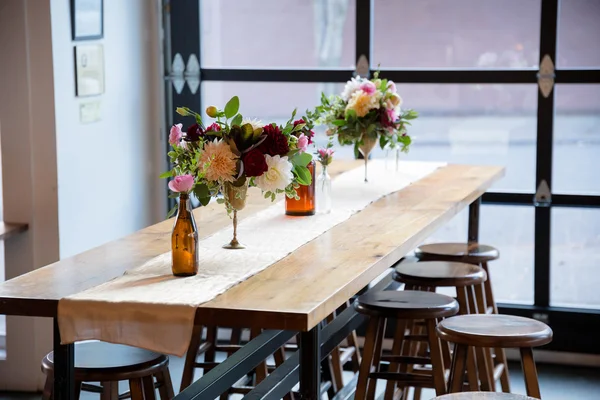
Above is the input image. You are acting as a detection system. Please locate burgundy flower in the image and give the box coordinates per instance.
[243,149,268,177]
[259,124,289,156]
[307,130,315,145]
[293,119,305,127]
[185,123,204,142]
[206,122,221,132]
[379,108,396,128]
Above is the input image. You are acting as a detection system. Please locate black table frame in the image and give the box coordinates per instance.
[51,198,481,399]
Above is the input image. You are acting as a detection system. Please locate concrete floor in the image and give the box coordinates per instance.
[1,351,599,400]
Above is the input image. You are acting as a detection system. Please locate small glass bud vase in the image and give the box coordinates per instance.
[285,160,316,216]
[171,193,199,276]
[316,165,332,214]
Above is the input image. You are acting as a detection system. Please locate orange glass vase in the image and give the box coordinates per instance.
[286,160,316,216]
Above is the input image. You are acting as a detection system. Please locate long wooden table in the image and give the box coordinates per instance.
[0,161,503,399]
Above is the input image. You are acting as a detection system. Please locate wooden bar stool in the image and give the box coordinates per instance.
[437,315,553,399]
[354,290,459,400]
[41,341,174,400]
[415,242,511,392]
[394,261,503,394]
[433,393,538,400]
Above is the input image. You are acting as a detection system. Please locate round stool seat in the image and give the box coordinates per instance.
[433,392,538,400]
[393,261,487,288]
[355,290,458,319]
[42,341,168,382]
[415,243,499,263]
[437,315,553,348]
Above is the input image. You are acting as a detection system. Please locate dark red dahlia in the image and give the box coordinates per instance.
[259,124,289,156]
[185,123,204,141]
[242,149,268,177]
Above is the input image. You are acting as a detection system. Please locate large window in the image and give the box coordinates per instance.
[164,0,600,354]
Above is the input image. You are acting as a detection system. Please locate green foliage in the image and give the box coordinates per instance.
[167,205,177,218]
[159,170,173,179]
[224,96,239,119]
[231,113,243,127]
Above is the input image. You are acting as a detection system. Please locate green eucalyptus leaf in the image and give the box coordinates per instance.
[193,183,210,200]
[159,170,173,179]
[291,152,312,167]
[231,113,243,127]
[332,119,346,127]
[167,205,177,218]
[224,96,240,118]
[294,165,312,186]
[199,196,211,206]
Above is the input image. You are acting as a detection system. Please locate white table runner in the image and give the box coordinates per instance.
[58,161,444,356]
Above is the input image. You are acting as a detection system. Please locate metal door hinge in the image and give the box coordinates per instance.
[538,55,555,98]
[355,54,369,78]
[534,179,552,207]
[165,53,201,95]
[533,313,550,324]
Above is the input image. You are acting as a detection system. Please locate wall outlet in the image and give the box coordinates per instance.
[79,101,101,123]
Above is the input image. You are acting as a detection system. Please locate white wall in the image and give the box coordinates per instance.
[51,0,166,258]
[0,0,165,390]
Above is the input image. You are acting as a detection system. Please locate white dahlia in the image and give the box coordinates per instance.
[341,76,364,101]
[255,155,293,192]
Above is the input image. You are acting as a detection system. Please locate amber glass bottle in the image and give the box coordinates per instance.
[285,160,316,216]
[171,193,199,276]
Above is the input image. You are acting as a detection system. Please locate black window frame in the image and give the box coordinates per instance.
[164,0,600,354]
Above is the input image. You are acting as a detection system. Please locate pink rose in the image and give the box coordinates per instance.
[168,174,194,193]
[297,134,309,153]
[360,81,377,95]
[169,123,183,146]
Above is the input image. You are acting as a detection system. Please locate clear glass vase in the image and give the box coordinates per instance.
[316,165,332,214]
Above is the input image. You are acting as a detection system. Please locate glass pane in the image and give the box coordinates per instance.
[551,208,600,309]
[553,85,600,195]
[200,0,356,68]
[374,84,536,193]
[558,0,600,68]
[201,81,343,125]
[423,205,534,305]
[373,0,541,69]
[202,83,536,193]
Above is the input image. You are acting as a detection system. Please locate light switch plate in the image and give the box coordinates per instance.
[80,101,101,123]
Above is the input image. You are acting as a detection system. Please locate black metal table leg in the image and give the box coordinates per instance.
[468,196,481,244]
[299,325,321,400]
[53,317,75,399]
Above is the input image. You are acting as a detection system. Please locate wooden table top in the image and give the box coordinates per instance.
[0,161,503,332]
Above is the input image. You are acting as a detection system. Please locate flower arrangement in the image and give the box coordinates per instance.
[310,72,418,158]
[316,141,335,167]
[161,96,314,218]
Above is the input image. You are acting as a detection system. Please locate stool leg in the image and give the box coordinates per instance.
[156,367,175,400]
[273,344,295,400]
[383,319,407,400]
[448,344,469,393]
[100,381,118,400]
[142,376,157,400]
[355,316,382,400]
[345,301,362,372]
[473,284,495,390]
[326,313,344,394]
[481,262,511,393]
[366,317,387,400]
[75,381,82,400]
[520,347,542,398]
[129,379,145,400]
[204,325,218,373]
[180,324,203,391]
[250,328,269,384]
[427,318,447,396]
[42,375,53,400]
[457,286,481,390]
